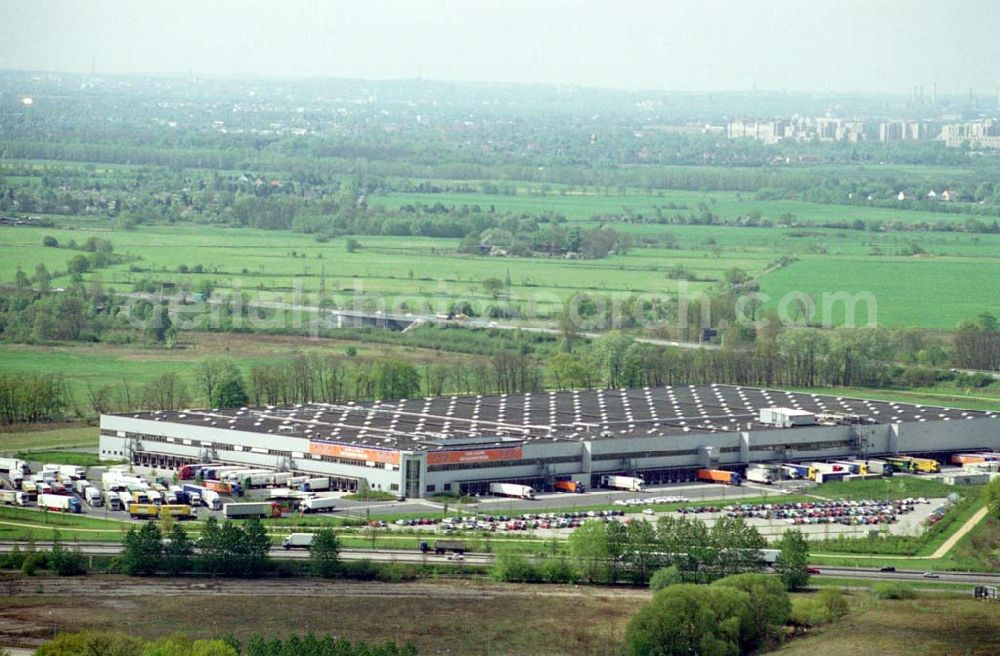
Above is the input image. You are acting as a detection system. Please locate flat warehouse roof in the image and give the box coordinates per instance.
[109,384,997,453]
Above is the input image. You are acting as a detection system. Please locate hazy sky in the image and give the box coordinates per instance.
[2,0,998,93]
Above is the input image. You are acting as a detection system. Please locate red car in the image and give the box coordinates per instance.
[806,567,821,574]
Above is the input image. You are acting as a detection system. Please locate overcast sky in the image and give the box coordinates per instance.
[1,0,998,94]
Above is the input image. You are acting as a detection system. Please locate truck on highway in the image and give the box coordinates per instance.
[696,469,742,486]
[282,533,315,549]
[222,502,282,519]
[159,504,196,520]
[488,482,535,499]
[300,496,338,513]
[129,503,160,519]
[601,475,645,492]
[0,490,28,506]
[420,540,467,555]
[300,477,331,492]
[84,486,102,507]
[38,493,81,513]
[0,458,29,475]
[745,467,775,484]
[554,479,586,493]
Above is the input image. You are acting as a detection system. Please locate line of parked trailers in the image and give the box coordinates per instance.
[177,463,333,493]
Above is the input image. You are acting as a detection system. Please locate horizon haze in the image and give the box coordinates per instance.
[1,0,999,95]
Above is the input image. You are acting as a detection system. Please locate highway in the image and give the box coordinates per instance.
[1,541,997,584]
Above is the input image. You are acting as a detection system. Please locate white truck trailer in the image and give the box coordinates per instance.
[300,496,338,513]
[488,482,535,500]
[601,475,645,492]
[0,458,29,475]
[37,493,82,513]
[746,467,776,484]
[0,490,29,506]
[222,502,280,519]
[282,533,315,549]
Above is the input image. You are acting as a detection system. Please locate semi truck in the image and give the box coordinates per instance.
[0,458,29,475]
[908,457,941,474]
[696,469,742,486]
[864,459,894,476]
[420,540,467,555]
[159,504,196,520]
[49,464,86,480]
[601,475,645,492]
[488,482,535,499]
[282,533,315,549]
[104,490,123,511]
[129,503,160,519]
[781,463,815,480]
[222,502,282,519]
[554,479,586,493]
[745,467,775,484]
[300,477,331,492]
[84,486,103,507]
[202,479,243,496]
[0,490,28,506]
[38,493,81,513]
[178,463,216,480]
[831,461,861,475]
[300,496,338,513]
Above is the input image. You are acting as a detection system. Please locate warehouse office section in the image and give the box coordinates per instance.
[100,384,1000,498]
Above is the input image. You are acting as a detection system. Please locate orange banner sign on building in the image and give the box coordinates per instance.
[426,447,523,466]
[308,441,401,465]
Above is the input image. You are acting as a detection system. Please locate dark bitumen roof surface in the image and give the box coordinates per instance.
[113,385,997,453]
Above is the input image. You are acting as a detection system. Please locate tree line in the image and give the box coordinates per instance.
[34,631,416,656]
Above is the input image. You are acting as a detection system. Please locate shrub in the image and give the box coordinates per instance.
[376,563,419,583]
[490,550,542,583]
[873,582,917,600]
[541,555,579,584]
[42,235,59,247]
[21,552,47,576]
[649,566,683,591]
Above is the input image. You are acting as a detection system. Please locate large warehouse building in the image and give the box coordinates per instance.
[99,384,1000,498]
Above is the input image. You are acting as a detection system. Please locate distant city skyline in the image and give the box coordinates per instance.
[1,0,999,95]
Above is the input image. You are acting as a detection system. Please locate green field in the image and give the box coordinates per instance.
[760,255,1000,329]
[373,188,991,226]
[3,194,997,328]
[0,425,97,452]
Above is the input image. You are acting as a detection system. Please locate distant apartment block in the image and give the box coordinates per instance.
[727,118,787,144]
[728,116,942,144]
[939,119,1000,148]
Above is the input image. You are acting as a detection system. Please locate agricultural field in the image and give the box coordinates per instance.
[372,187,991,227]
[0,331,481,405]
[4,184,997,329]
